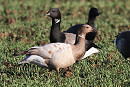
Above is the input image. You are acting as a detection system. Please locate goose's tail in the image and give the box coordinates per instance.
[79,47,100,60]
[14,46,40,56]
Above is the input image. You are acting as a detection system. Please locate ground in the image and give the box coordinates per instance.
[0,0,129,86]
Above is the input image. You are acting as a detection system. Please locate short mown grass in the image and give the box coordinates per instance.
[0,0,130,86]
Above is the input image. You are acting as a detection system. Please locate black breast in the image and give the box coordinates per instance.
[116,31,130,59]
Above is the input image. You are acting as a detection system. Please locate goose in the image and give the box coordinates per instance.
[46,8,76,44]
[114,31,130,60]
[65,7,100,42]
[18,24,93,76]
[46,8,99,60]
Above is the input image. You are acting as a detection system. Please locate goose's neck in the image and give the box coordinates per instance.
[51,18,61,33]
[75,34,86,45]
[87,17,96,28]
[73,34,87,60]
[50,18,65,43]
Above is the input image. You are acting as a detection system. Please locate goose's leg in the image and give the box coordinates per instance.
[56,68,59,76]
[48,69,52,77]
[48,72,51,77]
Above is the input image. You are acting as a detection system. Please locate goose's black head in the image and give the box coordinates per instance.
[89,7,100,19]
[46,8,61,19]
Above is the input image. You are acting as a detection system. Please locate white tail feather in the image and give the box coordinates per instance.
[79,47,100,60]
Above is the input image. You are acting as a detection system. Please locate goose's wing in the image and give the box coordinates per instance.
[64,24,83,34]
[26,43,69,59]
[18,43,71,67]
[64,33,76,44]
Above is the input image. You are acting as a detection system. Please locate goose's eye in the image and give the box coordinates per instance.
[52,10,56,13]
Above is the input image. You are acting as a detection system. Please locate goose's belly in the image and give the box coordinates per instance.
[50,46,75,68]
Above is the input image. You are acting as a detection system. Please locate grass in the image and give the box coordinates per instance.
[0,0,130,86]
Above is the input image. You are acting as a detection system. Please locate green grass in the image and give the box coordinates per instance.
[0,0,130,86]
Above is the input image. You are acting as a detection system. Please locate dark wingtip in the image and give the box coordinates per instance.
[92,43,101,49]
[12,50,28,56]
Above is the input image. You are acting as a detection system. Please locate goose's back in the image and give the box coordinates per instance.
[64,33,76,44]
[65,24,97,41]
[65,24,83,34]
[38,43,71,58]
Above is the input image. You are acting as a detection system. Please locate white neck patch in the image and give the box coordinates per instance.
[78,35,85,39]
[55,19,60,24]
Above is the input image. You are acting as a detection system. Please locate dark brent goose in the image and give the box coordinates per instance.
[65,7,100,49]
[18,24,93,76]
[46,8,76,44]
[114,31,130,60]
[46,8,99,60]
[65,7,99,41]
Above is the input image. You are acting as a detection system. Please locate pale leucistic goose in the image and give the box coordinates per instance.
[18,25,93,76]
[46,8,99,60]
[114,31,130,60]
